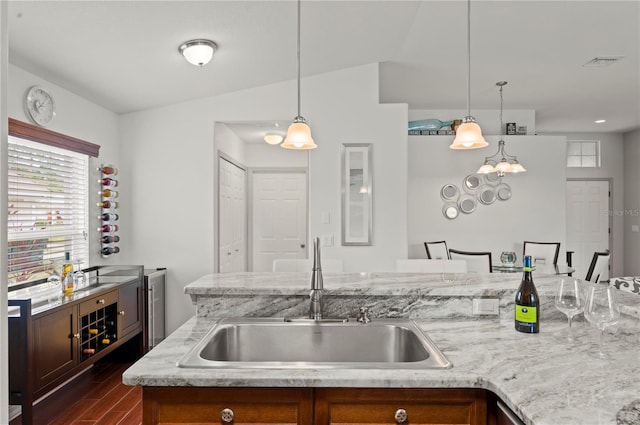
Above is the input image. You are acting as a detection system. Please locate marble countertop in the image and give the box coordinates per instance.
[124,272,640,425]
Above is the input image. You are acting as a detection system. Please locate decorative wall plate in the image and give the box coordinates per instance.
[462,174,482,194]
[442,202,459,220]
[477,184,497,205]
[458,194,477,214]
[440,184,460,202]
[496,183,512,201]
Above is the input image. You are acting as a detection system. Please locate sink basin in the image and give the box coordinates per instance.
[177,318,452,369]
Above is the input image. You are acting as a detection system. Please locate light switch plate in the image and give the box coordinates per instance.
[472,298,500,315]
[321,234,334,247]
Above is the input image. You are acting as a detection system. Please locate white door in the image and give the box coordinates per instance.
[252,171,307,272]
[566,180,610,280]
[219,157,247,272]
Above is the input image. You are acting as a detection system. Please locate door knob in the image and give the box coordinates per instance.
[300,244,305,248]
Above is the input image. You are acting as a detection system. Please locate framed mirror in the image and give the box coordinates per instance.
[442,203,459,220]
[458,195,477,214]
[463,174,481,193]
[342,143,372,246]
[477,185,496,205]
[484,172,502,186]
[496,183,512,201]
[440,184,460,202]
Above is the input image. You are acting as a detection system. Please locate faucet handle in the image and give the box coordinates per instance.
[356,306,371,323]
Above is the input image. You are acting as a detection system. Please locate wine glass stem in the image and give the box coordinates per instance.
[567,316,573,339]
[598,329,605,355]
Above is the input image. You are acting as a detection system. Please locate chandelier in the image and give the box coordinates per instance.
[477,82,526,176]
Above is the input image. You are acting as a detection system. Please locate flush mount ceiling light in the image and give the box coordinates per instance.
[264,134,284,145]
[477,82,526,176]
[179,39,217,67]
[594,119,607,124]
[281,0,316,150]
[450,0,487,150]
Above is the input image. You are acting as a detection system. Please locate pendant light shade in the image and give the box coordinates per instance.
[282,117,316,149]
[264,134,284,145]
[281,0,316,150]
[450,0,487,150]
[450,117,487,149]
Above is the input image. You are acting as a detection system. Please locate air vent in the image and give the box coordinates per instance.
[582,56,625,68]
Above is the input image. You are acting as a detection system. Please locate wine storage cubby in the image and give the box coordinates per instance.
[80,302,118,361]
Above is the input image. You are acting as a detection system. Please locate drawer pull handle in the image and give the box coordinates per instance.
[220,407,234,423]
[394,408,408,424]
[118,310,125,316]
[97,299,105,304]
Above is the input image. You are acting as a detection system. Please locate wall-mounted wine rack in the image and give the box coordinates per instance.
[98,164,120,257]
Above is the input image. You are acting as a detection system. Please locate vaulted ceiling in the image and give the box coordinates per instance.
[7,1,640,134]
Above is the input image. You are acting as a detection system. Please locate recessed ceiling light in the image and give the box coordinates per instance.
[594,119,606,124]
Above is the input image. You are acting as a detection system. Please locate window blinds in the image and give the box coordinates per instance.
[8,136,89,286]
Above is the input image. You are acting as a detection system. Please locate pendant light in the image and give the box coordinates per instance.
[281,0,316,149]
[450,0,487,150]
[477,82,527,176]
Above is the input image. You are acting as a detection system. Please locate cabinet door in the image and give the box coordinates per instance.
[315,388,487,425]
[143,387,314,425]
[33,305,77,390]
[119,279,143,336]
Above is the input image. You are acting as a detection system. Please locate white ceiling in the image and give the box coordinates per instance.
[7,0,640,140]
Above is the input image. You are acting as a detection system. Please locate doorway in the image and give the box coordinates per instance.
[251,170,308,272]
[218,155,247,273]
[566,179,612,280]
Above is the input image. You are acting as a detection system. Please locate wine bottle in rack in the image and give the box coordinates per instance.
[101,246,120,256]
[97,200,119,209]
[98,224,119,233]
[98,212,119,221]
[98,177,118,187]
[101,235,120,244]
[98,165,118,175]
[98,189,119,198]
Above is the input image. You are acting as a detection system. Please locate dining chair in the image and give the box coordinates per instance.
[448,249,493,273]
[272,259,344,272]
[396,259,467,273]
[585,250,610,283]
[522,241,561,265]
[424,241,450,260]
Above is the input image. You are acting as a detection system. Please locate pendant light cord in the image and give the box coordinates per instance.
[499,84,504,136]
[296,0,301,118]
[466,0,471,116]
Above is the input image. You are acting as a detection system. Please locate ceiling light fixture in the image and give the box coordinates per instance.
[450,0,487,150]
[264,134,284,145]
[477,82,526,176]
[281,0,316,150]
[179,39,217,67]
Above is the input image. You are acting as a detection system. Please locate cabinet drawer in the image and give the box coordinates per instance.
[315,388,487,425]
[79,290,118,316]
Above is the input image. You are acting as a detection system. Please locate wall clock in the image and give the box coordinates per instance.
[25,86,56,127]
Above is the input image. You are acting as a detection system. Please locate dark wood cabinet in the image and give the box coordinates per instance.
[141,387,488,425]
[8,265,144,425]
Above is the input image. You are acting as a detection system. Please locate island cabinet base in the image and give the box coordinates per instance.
[142,387,488,425]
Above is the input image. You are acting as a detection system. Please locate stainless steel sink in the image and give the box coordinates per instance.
[177,318,452,369]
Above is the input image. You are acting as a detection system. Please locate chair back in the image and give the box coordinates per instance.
[396,259,467,273]
[585,250,610,283]
[272,259,344,272]
[523,241,560,265]
[448,249,493,273]
[424,241,450,259]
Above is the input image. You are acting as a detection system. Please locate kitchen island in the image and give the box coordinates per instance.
[123,272,640,425]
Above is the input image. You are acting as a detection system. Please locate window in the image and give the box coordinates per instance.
[567,140,601,168]
[7,136,90,286]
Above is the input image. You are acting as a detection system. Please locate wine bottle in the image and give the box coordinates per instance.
[98,189,119,198]
[83,348,96,355]
[88,328,99,335]
[101,338,111,346]
[61,252,75,296]
[97,200,119,209]
[98,165,118,175]
[101,246,120,256]
[101,235,120,244]
[98,224,119,233]
[515,255,540,333]
[408,118,455,131]
[98,212,119,221]
[98,177,118,187]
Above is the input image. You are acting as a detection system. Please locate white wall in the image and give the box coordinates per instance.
[623,129,640,276]
[7,65,122,267]
[561,132,625,276]
[407,135,567,263]
[120,63,408,332]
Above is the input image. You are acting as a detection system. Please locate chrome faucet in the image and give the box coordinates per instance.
[309,237,324,320]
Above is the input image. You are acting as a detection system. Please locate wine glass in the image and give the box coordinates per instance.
[554,277,585,341]
[584,281,620,359]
